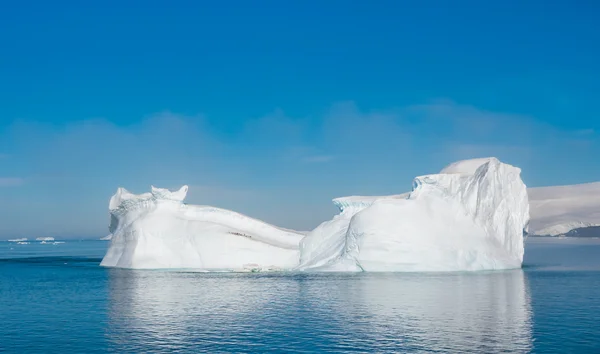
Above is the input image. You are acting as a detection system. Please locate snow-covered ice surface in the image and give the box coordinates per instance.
[298,158,529,272]
[100,186,305,271]
[528,182,600,236]
[102,157,530,272]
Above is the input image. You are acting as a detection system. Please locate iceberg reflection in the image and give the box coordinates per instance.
[106,270,532,352]
[331,271,533,352]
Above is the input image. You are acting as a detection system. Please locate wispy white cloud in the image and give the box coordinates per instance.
[2,99,599,237]
[243,109,307,145]
[575,128,595,136]
[446,143,534,164]
[280,146,335,164]
[186,184,258,204]
[302,155,335,163]
[0,177,24,187]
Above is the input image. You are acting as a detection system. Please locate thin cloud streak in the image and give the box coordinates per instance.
[302,155,335,163]
[0,177,24,187]
[1,99,599,238]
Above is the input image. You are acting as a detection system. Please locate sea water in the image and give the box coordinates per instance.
[0,238,599,353]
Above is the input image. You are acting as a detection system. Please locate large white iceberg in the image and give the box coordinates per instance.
[101,158,530,272]
[528,182,600,236]
[100,186,305,270]
[298,157,529,271]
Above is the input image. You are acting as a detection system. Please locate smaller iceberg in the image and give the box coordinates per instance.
[8,238,27,242]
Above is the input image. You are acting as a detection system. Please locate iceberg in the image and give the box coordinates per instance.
[528,182,600,236]
[36,237,55,242]
[7,238,27,242]
[101,158,529,272]
[298,157,529,271]
[100,186,305,270]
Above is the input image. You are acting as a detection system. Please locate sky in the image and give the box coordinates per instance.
[0,0,599,238]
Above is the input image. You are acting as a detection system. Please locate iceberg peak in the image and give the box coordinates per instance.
[439,157,497,175]
[150,185,188,202]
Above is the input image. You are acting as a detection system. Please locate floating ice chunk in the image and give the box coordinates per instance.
[36,237,55,241]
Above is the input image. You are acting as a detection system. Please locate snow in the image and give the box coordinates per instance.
[101,186,305,270]
[528,182,600,236]
[298,158,529,271]
[102,157,530,272]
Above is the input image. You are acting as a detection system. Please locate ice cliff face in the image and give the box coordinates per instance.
[101,186,304,270]
[298,158,529,271]
[102,157,530,272]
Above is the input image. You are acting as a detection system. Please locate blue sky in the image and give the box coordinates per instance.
[1,0,599,238]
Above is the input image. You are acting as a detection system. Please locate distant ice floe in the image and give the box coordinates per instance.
[3,237,65,245]
[36,237,55,242]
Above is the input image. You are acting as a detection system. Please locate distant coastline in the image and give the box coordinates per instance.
[529,225,600,238]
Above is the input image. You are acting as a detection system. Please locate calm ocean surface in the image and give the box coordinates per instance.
[1,238,599,353]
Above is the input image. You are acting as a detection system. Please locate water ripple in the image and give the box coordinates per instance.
[0,239,599,353]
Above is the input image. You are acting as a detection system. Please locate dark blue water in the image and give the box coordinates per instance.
[1,238,599,353]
